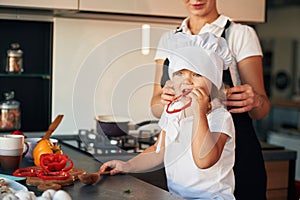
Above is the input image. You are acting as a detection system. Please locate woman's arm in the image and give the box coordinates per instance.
[151,59,175,118]
[151,59,164,118]
[225,56,270,119]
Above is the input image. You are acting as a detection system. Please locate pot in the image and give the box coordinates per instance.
[96,115,130,137]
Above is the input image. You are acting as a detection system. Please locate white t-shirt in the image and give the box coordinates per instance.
[154,15,263,86]
[158,106,235,200]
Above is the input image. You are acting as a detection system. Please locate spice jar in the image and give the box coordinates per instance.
[0,91,21,131]
[6,43,23,73]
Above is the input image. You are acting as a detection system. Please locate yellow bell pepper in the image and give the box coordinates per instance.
[33,139,62,167]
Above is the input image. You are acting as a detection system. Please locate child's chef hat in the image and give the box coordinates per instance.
[167,32,233,89]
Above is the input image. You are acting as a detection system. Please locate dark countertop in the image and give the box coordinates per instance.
[14,142,182,200]
[2,132,296,199]
[260,141,297,161]
[20,132,298,164]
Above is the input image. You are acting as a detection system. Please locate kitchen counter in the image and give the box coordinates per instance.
[4,142,182,200]
[4,133,296,199]
[260,142,297,200]
[260,141,297,161]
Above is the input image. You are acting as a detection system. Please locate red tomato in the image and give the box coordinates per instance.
[11,130,24,136]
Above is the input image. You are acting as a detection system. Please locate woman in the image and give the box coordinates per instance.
[150,0,270,199]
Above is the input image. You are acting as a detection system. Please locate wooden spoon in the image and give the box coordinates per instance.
[78,171,110,185]
[42,114,64,140]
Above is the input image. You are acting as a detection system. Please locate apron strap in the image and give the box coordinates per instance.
[221,20,234,87]
[161,58,170,88]
[160,27,183,87]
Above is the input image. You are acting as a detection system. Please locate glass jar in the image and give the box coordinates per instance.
[0,91,21,131]
[6,43,23,73]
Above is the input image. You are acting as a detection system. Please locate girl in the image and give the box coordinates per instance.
[100,33,235,200]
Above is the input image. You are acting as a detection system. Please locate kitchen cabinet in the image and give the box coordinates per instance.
[79,0,265,22]
[0,0,78,10]
[0,0,265,22]
[267,132,300,200]
[79,0,188,18]
[262,145,297,200]
[0,19,52,132]
[265,160,289,200]
[217,0,266,23]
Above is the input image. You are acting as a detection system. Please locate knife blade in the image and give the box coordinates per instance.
[0,173,25,181]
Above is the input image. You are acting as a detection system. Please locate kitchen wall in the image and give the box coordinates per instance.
[52,6,300,135]
[254,6,300,137]
[52,17,180,134]
[256,6,299,39]
[256,6,300,100]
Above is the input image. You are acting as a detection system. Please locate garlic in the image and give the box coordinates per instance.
[41,189,56,200]
[1,193,19,200]
[15,190,36,200]
[52,190,72,200]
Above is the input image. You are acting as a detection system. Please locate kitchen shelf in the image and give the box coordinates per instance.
[0,73,50,79]
[0,19,52,132]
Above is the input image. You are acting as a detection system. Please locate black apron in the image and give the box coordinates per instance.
[222,21,267,200]
[161,22,267,200]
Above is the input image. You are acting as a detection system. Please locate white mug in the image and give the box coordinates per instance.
[0,135,28,171]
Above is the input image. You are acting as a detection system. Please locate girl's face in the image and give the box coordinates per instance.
[172,69,212,96]
[182,0,218,17]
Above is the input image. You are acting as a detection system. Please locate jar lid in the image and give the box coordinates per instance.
[0,91,20,109]
[7,43,23,57]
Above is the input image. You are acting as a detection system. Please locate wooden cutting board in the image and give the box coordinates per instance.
[26,168,86,191]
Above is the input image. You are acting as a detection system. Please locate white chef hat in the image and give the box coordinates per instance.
[167,32,233,89]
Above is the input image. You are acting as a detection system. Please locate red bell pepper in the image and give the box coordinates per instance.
[13,167,43,177]
[40,153,73,173]
[37,170,70,180]
[166,89,192,114]
[13,154,73,181]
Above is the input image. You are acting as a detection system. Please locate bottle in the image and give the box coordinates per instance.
[0,91,21,131]
[6,43,23,73]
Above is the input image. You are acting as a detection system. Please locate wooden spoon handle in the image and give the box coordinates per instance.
[99,171,111,175]
[43,114,64,140]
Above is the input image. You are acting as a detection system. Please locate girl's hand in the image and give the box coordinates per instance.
[161,80,176,105]
[99,160,130,175]
[224,84,263,113]
[190,87,210,114]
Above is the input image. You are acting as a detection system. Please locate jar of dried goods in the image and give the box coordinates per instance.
[0,91,21,131]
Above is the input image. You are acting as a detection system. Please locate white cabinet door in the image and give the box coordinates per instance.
[80,0,265,22]
[79,0,188,18]
[217,0,266,23]
[0,0,78,10]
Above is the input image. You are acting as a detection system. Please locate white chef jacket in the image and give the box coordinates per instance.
[157,106,235,200]
[154,15,263,87]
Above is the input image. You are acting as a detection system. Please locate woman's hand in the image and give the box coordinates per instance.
[99,160,131,175]
[231,56,270,119]
[224,84,264,113]
[161,80,176,105]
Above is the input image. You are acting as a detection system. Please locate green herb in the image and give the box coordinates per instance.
[123,189,131,194]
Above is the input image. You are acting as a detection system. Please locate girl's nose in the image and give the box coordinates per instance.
[182,74,193,84]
